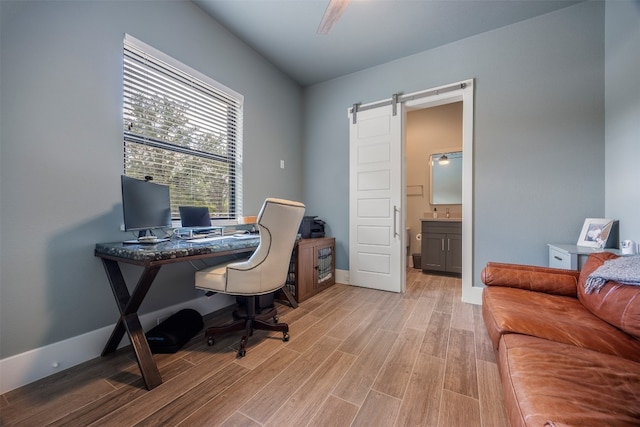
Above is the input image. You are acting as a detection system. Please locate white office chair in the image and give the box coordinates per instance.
[195,198,305,357]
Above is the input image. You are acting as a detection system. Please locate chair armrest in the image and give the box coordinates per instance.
[481,262,580,297]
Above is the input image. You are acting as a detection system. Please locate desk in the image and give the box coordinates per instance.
[95,237,259,390]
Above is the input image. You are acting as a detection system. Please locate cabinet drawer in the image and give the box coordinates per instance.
[548,247,575,269]
[422,220,462,234]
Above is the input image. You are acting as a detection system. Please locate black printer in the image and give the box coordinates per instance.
[299,216,325,238]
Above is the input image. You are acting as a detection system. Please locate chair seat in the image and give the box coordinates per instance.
[195,263,229,292]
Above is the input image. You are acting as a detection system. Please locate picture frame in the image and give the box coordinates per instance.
[577,218,614,248]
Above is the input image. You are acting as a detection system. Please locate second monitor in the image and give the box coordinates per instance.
[179,206,212,228]
[178,206,221,236]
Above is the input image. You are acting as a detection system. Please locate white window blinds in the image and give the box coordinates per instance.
[123,34,243,220]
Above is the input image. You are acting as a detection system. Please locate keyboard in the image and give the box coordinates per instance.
[186,235,227,243]
[231,234,258,240]
[123,238,169,245]
[186,234,258,243]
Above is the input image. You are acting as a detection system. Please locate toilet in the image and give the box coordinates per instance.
[408,227,422,269]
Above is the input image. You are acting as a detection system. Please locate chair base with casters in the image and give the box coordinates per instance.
[205,294,289,358]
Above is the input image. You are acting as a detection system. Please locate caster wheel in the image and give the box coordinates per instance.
[207,337,215,346]
[273,316,279,323]
[237,349,246,358]
[283,332,290,342]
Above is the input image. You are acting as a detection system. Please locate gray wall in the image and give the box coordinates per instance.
[605,0,640,243]
[303,1,606,279]
[0,0,303,358]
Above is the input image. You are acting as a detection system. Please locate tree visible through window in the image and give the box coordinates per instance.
[123,35,243,220]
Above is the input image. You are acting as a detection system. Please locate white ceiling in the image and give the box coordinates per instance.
[193,0,583,87]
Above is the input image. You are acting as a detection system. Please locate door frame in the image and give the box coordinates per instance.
[403,79,479,304]
[348,79,479,304]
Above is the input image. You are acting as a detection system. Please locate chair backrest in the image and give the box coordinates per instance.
[225,198,305,295]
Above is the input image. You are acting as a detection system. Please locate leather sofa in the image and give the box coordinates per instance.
[481,252,640,427]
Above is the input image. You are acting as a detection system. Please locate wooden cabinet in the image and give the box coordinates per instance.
[287,237,335,303]
[421,220,462,275]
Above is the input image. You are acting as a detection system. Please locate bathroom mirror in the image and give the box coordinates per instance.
[430,151,462,204]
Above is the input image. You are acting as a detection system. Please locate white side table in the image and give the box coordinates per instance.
[547,244,620,270]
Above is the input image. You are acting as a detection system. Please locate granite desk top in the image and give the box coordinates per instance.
[95,235,259,264]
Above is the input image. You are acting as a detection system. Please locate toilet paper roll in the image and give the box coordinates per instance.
[416,234,422,241]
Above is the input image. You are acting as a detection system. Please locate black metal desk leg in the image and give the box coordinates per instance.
[100,259,130,355]
[122,313,162,390]
[100,259,163,390]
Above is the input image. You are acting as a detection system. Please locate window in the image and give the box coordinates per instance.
[123,34,243,221]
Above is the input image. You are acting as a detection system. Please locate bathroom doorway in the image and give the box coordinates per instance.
[405,101,463,269]
[403,83,478,304]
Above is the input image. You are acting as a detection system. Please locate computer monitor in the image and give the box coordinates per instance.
[179,206,212,228]
[121,175,172,237]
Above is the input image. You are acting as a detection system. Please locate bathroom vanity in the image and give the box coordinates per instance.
[421,219,462,275]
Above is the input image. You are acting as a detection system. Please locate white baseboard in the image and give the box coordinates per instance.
[335,268,349,285]
[462,284,483,305]
[0,294,235,395]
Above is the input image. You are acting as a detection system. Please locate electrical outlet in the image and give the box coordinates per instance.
[120,223,125,231]
[280,160,285,169]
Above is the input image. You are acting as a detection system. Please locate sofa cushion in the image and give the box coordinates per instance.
[482,262,579,297]
[483,286,640,362]
[578,252,640,339]
[498,334,640,427]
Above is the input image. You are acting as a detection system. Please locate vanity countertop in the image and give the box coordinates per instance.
[421,217,462,222]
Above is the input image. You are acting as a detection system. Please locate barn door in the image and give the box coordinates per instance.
[349,102,405,292]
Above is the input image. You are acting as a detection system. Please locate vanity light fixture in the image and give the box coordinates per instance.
[438,154,450,165]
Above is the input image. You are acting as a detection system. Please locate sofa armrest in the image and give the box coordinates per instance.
[481,262,580,297]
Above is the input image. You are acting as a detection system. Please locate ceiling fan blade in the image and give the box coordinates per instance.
[317,0,350,35]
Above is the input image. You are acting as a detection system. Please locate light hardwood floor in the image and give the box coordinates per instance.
[0,269,509,426]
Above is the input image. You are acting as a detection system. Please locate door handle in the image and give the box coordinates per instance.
[393,205,399,237]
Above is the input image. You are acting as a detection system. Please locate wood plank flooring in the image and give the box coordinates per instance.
[0,269,509,426]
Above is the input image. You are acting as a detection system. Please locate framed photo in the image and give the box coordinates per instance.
[577,218,614,248]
